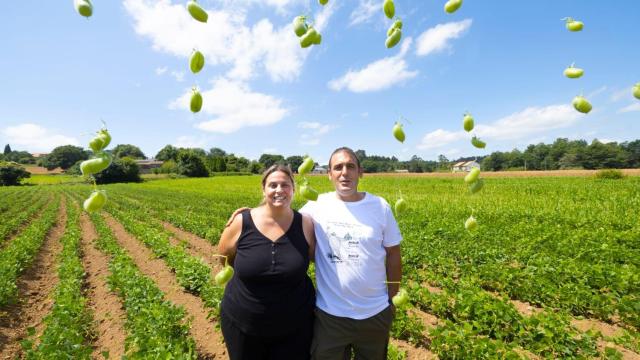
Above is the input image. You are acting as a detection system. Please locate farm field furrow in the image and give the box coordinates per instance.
[78,211,127,359]
[0,197,65,358]
[2,174,639,358]
[101,212,227,358]
[0,190,49,247]
[23,198,93,358]
[89,211,198,358]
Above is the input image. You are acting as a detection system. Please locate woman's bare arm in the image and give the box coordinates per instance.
[301,213,316,261]
[218,212,243,266]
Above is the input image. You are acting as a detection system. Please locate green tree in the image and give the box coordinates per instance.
[286,156,304,172]
[209,147,227,158]
[206,156,226,172]
[0,161,30,186]
[3,144,11,155]
[40,145,89,170]
[155,145,179,161]
[112,144,146,159]
[176,150,208,177]
[94,157,142,184]
[249,161,264,174]
[258,154,285,169]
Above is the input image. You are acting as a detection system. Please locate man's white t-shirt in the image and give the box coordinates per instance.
[299,192,402,320]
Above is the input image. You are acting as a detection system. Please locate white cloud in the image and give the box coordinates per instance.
[122,0,334,82]
[417,129,466,150]
[328,38,417,93]
[155,66,168,75]
[171,70,185,82]
[610,88,630,102]
[418,104,582,150]
[1,124,79,152]
[479,105,583,140]
[415,19,472,57]
[349,0,379,26]
[297,121,337,146]
[263,148,278,154]
[297,121,335,134]
[173,135,207,149]
[217,0,305,15]
[618,103,640,113]
[170,77,288,134]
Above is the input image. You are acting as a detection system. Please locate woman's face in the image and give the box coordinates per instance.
[263,170,294,208]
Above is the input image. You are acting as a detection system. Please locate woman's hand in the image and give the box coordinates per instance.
[225,207,250,227]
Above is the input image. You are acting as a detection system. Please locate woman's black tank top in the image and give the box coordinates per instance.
[221,209,315,337]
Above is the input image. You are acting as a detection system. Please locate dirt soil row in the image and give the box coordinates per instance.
[0,198,66,359]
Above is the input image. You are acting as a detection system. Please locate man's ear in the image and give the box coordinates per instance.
[358,167,364,178]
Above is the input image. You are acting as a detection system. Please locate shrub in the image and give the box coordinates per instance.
[157,160,178,174]
[94,157,141,184]
[0,161,31,186]
[176,150,208,177]
[594,169,625,180]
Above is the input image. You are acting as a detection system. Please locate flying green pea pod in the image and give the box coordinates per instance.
[471,136,486,149]
[74,0,93,18]
[392,122,405,143]
[190,50,205,74]
[572,95,592,114]
[563,17,583,32]
[468,178,484,194]
[84,190,107,213]
[190,88,203,113]
[386,28,401,48]
[394,198,407,215]
[293,16,308,37]
[464,167,480,184]
[465,215,478,231]
[463,113,474,132]
[563,63,584,79]
[300,183,319,201]
[387,19,402,37]
[298,156,314,176]
[444,0,462,14]
[81,152,112,176]
[300,27,319,48]
[187,0,208,23]
[383,0,395,19]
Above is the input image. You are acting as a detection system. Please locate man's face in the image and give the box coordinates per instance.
[328,151,363,200]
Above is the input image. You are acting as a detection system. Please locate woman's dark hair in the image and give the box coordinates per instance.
[261,164,295,189]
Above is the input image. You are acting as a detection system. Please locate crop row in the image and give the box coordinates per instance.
[22,198,92,359]
[411,281,601,359]
[103,193,224,315]
[89,208,197,357]
[0,188,30,213]
[0,196,60,307]
[0,190,50,246]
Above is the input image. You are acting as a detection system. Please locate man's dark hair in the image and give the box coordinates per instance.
[328,147,361,169]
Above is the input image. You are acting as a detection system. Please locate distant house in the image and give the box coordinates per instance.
[311,166,328,174]
[135,159,163,174]
[452,161,480,173]
[30,152,49,158]
[394,169,409,173]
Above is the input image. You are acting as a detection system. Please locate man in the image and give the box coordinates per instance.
[300,147,402,359]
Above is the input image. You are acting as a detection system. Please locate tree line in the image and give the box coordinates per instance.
[2,137,639,181]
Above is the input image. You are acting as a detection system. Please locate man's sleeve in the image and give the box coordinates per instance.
[382,202,402,247]
[299,200,314,216]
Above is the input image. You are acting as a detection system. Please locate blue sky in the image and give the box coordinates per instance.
[1,0,639,164]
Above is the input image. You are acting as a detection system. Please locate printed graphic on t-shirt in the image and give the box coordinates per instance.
[325,222,364,266]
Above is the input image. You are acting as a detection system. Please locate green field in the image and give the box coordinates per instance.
[1,175,638,359]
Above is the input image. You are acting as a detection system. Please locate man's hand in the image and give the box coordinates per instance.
[225,207,250,227]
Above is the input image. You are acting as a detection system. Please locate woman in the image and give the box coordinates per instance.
[217,164,316,360]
